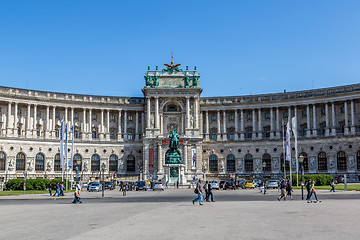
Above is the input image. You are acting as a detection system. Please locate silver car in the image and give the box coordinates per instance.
[265,180,279,189]
[88,182,102,192]
[210,181,220,190]
[153,182,165,191]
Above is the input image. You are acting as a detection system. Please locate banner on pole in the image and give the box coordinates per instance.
[64,123,68,169]
[191,148,196,170]
[285,121,291,161]
[291,116,298,159]
[60,119,64,169]
[68,125,74,169]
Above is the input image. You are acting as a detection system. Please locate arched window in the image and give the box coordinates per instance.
[337,151,347,171]
[91,154,100,171]
[262,154,271,172]
[209,155,218,172]
[226,154,235,172]
[166,104,178,112]
[16,152,26,171]
[0,151,6,171]
[54,154,61,171]
[35,153,45,171]
[318,152,327,171]
[73,154,82,171]
[244,154,253,172]
[357,151,360,171]
[280,153,290,173]
[109,154,118,172]
[300,152,308,171]
[126,155,135,172]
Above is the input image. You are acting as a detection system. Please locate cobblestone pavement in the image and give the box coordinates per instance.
[0,189,359,240]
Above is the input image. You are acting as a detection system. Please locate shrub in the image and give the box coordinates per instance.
[6,178,71,191]
[286,174,333,186]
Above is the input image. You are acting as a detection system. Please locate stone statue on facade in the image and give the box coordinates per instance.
[348,158,354,169]
[165,129,182,164]
[46,160,52,172]
[184,76,190,88]
[329,158,335,169]
[273,158,278,169]
[193,76,199,87]
[238,160,243,170]
[7,159,15,171]
[220,159,225,171]
[84,160,89,172]
[154,76,159,87]
[145,75,152,88]
[310,158,315,170]
[27,159,34,171]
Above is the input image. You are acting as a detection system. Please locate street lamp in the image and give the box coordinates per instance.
[101,162,106,198]
[262,161,267,195]
[298,155,304,200]
[23,171,28,195]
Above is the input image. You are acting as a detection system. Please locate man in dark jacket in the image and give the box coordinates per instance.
[207,181,215,202]
[277,179,286,201]
[306,179,312,200]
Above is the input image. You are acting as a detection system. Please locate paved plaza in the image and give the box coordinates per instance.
[0,189,359,240]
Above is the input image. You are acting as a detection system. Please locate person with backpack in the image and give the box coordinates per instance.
[72,181,82,204]
[277,179,286,201]
[285,179,293,201]
[192,179,203,205]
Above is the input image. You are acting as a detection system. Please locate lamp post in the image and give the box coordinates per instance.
[23,171,27,195]
[299,155,304,200]
[101,162,106,198]
[75,159,81,183]
[262,161,266,195]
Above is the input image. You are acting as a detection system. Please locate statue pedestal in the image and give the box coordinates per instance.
[163,164,186,184]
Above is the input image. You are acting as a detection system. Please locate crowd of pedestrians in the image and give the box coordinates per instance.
[48,182,65,197]
[192,179,215,205]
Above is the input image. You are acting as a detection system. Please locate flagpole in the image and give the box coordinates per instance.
[60,119,64,183]
[282,119,286,179]
[70,125,74,190]
[288,120,292,183]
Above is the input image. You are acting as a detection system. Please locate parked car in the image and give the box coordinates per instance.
[88,182,102,192]
[153,182,165,191]
[253,179,261,188]
[219,180,226,189]
[104,181,115,190]
[211,181,220,190]
[224,181,236,190]
[136,181,149,191]
[81,182,89,188]
[265,180,279,189]
[237,179,245,189]
[87,182,97,191]
[335,177,344,184]
[244,180,255,189]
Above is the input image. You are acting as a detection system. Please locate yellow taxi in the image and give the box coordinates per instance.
[244,180,255,189]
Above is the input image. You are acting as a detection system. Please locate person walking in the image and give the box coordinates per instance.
[122,182,127,196]
[204,181,209,202]
[207,181,215,202]
[53,182,60,197]
[60,182,64,196]
[48,184,52,196]
[72,181,82,204]
[285,179,293,201]
[308,180,321,203]
[192,179,203,205]
[277,179,286,201]
[305,179,312,200]
[330,180,335,192]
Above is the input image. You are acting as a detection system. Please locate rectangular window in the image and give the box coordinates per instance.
[17,109,22,115]
[55,112,60,118]
[37,110,41,117]
[128,115,133,121]
[321,108,326,116]
[340,106,345,113]
[74,130,79,138]
[74,113,79,119]
[211,115,216,121]
[92,114,97,120]
[247,113,252,121]
[283,112,288,118]
[110,115,116,121]
[302,110,307,118]
[210,132,217,140]
[265,112,270,120]
[229,114,234,121]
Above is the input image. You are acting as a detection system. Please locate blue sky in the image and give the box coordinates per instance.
[0,1,359,97]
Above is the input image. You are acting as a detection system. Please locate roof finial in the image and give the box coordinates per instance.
[171,51,174,64]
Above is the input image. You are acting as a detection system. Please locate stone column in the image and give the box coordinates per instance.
[205,111,209,141]
[325,103,330,136]
[186,97,190,129]
[118,110,123,141]
[199,111,203,136]
[331,102,336,136]
[252,109,256,140]
[270,108,274,139]
[194,96,198,129]
[124,110,127,141]
[312,105,317,136]
[100,109,104,141]
[52,107,56,139]
[344,101,349,135]
[13,102,18,137]
[82,108,86,140]
[258,108,262,139]
[45,106,50,138]
[88,109,92,140]
[350,100,355,134]
[26,104,31,138]
[306,105,311,138]
[7,102,12,136]
[234,110,239,141]
[64,107,68,123]
[183,144,188,171]
[141,112,144,137]
[33,104,37,138]
[146,97,151,129]
[155,97,159,129]
[106,110,110,141]
[240,109,245,140]
[276,107,280,138]
[217,110,221,139]
[135,111,139,141]
[223,110,227,141]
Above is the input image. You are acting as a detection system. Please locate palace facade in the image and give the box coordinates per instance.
[0,62,360,183]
